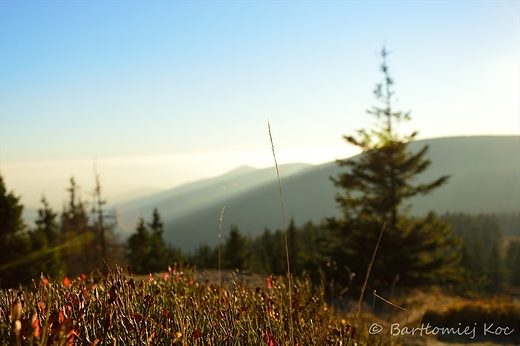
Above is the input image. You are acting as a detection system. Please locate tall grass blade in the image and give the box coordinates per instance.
[357,222,386,317]
[218,206,225,306]
[267,120,294,345]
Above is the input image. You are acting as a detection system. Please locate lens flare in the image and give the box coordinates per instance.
[116,203,142,233]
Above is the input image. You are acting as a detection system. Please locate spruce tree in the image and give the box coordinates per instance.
[224,225,247,270]
[328,47,462,289]
[127,218,152,274]
[30,196,66,278]
[509,244,520,287]
[147,208,168,272]
[287,219,301,275]
[91,165,126,270]
[191,244,218,269]
[166,244,186,267]
[91,163,112,268]
[264,229,287,275]
[61,177,93,276]
[258,229,275,273]
[486,240,504,293]
[0,173,31,287]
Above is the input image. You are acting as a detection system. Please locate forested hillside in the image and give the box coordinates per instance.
[147,136,519,252]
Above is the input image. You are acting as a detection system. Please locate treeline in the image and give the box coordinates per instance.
[0,173,125,288]
[443,212,520,293]
[1,170,519,297]
[187,219,330,279]
[184,213,520,295]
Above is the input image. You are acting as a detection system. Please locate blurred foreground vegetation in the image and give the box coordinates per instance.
[1,265,519,345]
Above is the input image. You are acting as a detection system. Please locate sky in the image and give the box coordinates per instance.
[1,1,519,209]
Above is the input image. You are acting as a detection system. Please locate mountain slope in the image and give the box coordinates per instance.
[160,136,520,252]
[112,163,312,234]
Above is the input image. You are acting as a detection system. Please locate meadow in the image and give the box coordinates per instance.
[1,264,374,346]
[1,264,519,346]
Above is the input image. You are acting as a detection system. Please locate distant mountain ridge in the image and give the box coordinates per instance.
[147,135,518,252]
[111,162,313,234]
[87,136,520,251]
[23,136,518,253]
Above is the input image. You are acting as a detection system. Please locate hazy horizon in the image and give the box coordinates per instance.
[6,135,519,211]
[3,144,361,209]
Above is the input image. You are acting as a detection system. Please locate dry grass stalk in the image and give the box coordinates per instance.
[267,120,294,345]
[218,206,226,306]
[357,222,386,317]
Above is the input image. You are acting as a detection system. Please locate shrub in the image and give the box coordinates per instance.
[422,297,520,343]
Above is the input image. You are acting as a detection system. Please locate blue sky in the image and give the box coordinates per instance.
[1,1,518,208]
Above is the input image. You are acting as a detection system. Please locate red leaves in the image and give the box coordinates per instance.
[292,297,301,312]
[81,285,88,300]
[133,313,143,324]
[109,285,117,299]
[31,313,40,338]
[40,275,49,287]
[163,271,170,281]
[63,277,71,287]
[122,317,133,332]
[46,307,76,343]
[66,329,76,346]
[37,301,46,314]
[58,309,66,324]
[264,327,277,346]
[191,329,202,339]
[266,277,273,289]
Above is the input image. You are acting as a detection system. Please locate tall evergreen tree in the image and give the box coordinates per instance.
[299,221,335,283]
[328,47,461,289]
[126,209,170,274]
[61,177,93,276]
[0,173,31,287]
[127,218,152,274]
[191,244,218,269]
[224,225,247,270]
[29,196,66,278]
[90,165,125,270]
[260,229,286,275]
[91,163,107,267]
[469,235,486,277]
[252,229,279,274]
[486,240,504,293]
[508,244,520,287]
[166,243,186,267]
[287,218,301,275]
[505,241,520,287]
[147,208,168,272]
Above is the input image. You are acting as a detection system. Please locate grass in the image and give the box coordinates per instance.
[4,267,518,345]
[0,265,399,345]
